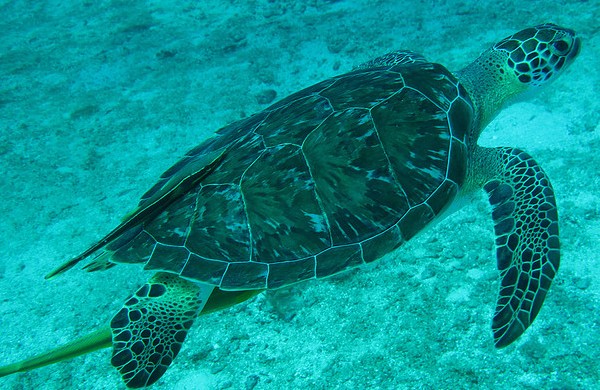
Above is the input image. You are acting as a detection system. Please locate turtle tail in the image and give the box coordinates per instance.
[0,282,261,386]
[0,327,112,378]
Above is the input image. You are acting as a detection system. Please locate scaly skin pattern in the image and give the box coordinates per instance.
[110,273,207,388]
[456,23,580,134]
[473,147,560,347]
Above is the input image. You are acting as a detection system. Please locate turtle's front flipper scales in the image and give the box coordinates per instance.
[478,147,560,348]
[110,272,213,388]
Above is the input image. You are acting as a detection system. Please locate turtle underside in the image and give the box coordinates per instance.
[83,61,473,290]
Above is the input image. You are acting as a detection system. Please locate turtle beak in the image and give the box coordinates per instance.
[562,26,581,61]
[569,35,581,60]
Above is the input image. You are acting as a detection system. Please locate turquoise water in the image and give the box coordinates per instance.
[0,1,598,389]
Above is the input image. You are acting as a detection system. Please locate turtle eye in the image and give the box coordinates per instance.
[550,39,570,56]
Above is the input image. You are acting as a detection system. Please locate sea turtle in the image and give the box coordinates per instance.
[0,23,580,388]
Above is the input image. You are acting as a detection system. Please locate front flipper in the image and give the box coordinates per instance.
[481,147,560,348]
[110,273,214,388]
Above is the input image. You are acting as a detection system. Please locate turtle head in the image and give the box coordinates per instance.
[457,24,580,135]
[494,23,581,87]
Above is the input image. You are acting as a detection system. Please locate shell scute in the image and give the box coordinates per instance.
[303,108,409,245]
[397,204,435,240]
[255,94,334,147]
[372,87,451,206]
[361,225,403,263]
[315,244,363,278]
[145,244,188,274]
[267,257,316,289]
[145,191,197,246]
[202,133,265,185]
[446,138,468,185]
[185,184,250,262]
[180,255,228,285]
[448,92,473,142]
[320,69,405,110]
[76,59,473,289]
[220,262,268,290]
[426,180,459,215]
[241,144,330,262]
[398,62,459,111]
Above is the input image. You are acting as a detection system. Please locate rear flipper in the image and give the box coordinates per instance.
[481,147,560,347]
[0,286,261,385]
[110,272,213,388]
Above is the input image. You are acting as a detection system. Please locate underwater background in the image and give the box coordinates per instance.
[0,0,598,389]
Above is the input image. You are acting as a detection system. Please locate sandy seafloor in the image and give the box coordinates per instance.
[0,0,599,389]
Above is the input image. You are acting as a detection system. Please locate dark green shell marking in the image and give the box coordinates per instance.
[83,61,473,290]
